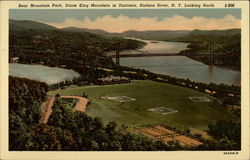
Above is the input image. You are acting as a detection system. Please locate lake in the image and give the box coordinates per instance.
[9,63,80,85]
[117,38,241,86]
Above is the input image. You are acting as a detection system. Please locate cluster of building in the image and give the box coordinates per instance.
[95,75,131,85]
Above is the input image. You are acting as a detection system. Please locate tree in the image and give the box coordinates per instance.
[206,120,240,150]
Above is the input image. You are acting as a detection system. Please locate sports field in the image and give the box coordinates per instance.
[49,80,239,130]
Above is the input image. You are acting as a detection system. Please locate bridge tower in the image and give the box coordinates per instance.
[209,42,214,65]
[115,43,120,66]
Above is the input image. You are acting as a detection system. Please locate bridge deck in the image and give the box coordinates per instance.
[108,53,226,58]
[109,53,183,58]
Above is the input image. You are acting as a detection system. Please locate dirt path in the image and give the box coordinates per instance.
[61,96,89,112]
[40,96,89,124]
[39,96,55,124]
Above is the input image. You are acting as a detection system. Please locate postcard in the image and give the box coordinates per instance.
[0,0,249,160]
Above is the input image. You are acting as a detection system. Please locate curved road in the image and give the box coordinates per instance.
[61,96,89,112]
[40,96,89,124]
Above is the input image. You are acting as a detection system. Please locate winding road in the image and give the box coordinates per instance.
[40,95,89,124]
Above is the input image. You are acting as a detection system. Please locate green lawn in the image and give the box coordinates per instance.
[49,80,239,131]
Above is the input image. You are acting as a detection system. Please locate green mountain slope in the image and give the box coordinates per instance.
[62,27,120,37]
[10,19,57,31]
[178,29,241,66]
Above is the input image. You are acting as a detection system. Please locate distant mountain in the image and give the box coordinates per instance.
[189,29,240,36]
[9,19,57,31]
[120,30,191,40]
[61,27,241,42]
[178,29,241,43]
[122,29,240,42]
[10,19,240,44]
[62,27,191,40]
[62,27,120,37]
[179,28,241,56]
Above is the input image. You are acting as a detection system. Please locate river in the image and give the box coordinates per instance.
[116,38,241,86]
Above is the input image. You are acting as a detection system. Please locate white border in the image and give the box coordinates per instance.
[0,1,249,160]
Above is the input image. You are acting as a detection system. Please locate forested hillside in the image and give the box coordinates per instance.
[10,19,57,31]
[178,29,241,66]
[178,29,241,52]
[9,76,48,150]
[9,19,145,64]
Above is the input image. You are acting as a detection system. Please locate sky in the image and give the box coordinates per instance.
[10,9,241,32]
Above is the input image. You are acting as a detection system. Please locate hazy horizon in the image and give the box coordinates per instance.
[10,9,241,32]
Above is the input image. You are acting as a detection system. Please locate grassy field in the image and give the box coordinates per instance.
[49,80,239,131]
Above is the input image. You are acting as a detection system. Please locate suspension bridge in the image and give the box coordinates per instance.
[90,41,237,66]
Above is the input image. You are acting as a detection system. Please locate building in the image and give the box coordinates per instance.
[96,75,131,85]
[10,57,19,63]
